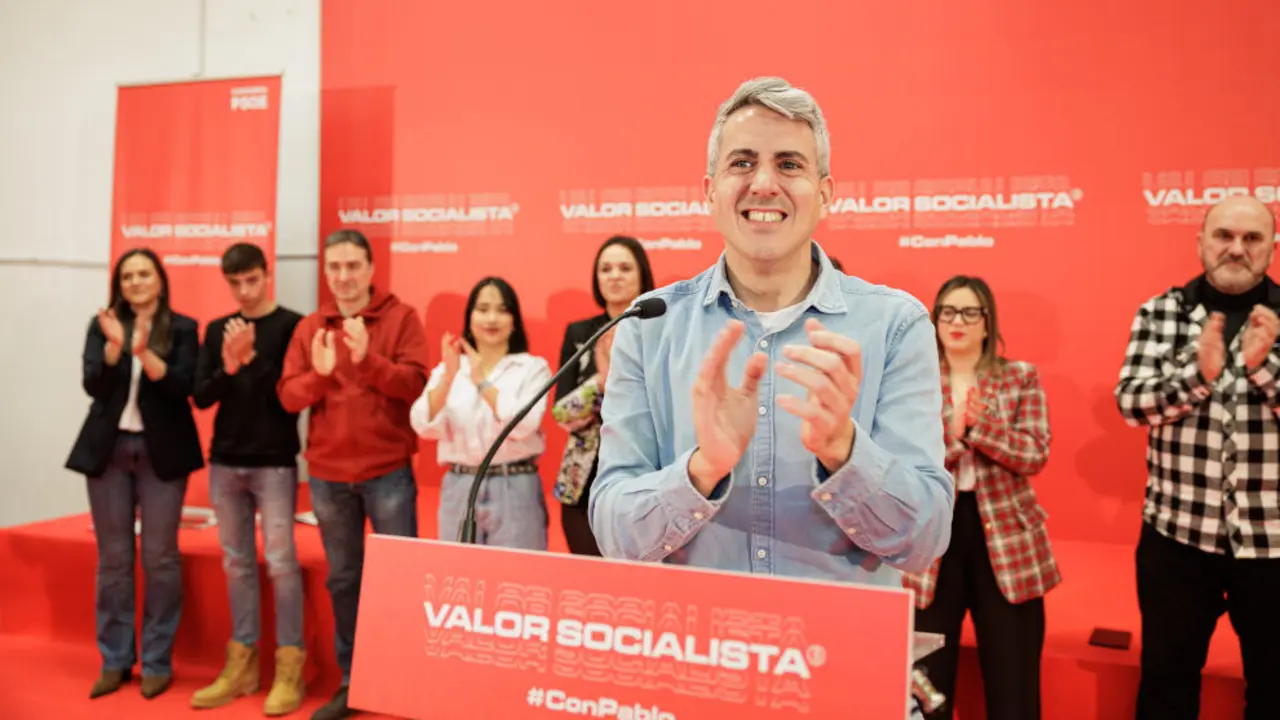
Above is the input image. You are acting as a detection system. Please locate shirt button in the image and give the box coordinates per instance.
[693,512,704,520]
[820,493,832,502]
[759,339,769,349]
[757,476,769,487]
[758,406,766,416]
[756,548,768,559]
[663,544,673,551]
[846,527,857,535]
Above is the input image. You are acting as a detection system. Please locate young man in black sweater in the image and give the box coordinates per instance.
[191,243,307,715]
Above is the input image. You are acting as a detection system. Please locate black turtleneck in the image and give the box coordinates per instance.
[1200,276,1269,345]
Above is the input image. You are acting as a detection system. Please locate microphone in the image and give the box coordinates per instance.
[457,297,667,543]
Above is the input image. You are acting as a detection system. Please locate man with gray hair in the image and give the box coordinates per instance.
[590,77,954,717]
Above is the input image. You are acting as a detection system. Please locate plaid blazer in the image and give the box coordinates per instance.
[902,359,1062,608]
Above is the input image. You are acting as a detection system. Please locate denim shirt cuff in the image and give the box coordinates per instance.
[810,420,890,522]
[666,447,726,516]
[634,448,726,560]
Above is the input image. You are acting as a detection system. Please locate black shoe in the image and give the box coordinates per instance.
[311,686,353,720]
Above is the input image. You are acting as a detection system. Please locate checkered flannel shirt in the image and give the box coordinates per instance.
[1114,275,1280,558]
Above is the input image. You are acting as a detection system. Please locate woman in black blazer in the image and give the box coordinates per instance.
[550,235,654,555]
[65,248,203,701]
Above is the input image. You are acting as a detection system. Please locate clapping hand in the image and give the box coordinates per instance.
[311,327,337,376]
[1242,305,1279,370]
[687,321,768,494]
[1198,312,1226,383]
[222,318,255,373]
[460,337,486,385]
[775,318,862,471]
[342,316,369,364]
[97,308,125,349]
[965,387,984,427]
[441,331,463,378]
[129,316,152,356]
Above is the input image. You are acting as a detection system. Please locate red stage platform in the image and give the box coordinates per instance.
[0,485,1245,719]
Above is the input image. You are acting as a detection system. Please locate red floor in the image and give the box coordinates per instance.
[0,485,1247,719]
[0,634,400,720]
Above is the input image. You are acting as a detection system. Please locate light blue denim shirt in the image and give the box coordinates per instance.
[589,243,954,587]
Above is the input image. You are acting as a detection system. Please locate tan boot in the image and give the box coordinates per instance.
[89,668,131,699]
[263,646,306,716]
[190,640,259,709]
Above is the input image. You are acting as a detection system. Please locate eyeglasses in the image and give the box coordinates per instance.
[937,305,985,325]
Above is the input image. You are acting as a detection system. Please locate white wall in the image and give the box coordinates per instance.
[0,0,320,527]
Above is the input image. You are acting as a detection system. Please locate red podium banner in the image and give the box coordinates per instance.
[109,75,282,504]
[350,535,914,719]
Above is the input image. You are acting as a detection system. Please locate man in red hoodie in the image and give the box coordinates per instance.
[277,229,429,720]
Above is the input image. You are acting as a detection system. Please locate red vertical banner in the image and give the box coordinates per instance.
[110,76,283,505]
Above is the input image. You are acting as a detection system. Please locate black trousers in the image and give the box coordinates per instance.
[1135,522,1280,720]
[915,492,1045,720]
[559,467,601,557]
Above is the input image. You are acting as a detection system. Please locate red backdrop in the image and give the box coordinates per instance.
[318,1,1279,547]
[110,76,282,504]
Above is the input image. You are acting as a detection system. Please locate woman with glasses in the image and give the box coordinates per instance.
[902,275,1060,720]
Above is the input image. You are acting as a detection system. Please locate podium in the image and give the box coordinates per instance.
[348,534,944,719]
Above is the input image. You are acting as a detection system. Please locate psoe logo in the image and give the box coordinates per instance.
[230,86,270,112]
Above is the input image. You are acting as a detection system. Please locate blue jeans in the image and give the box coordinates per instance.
[309,465,419,685]
[86,433,188,676]
[437,471,547,550]
[209,464,303,649]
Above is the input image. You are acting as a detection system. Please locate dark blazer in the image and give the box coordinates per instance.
[66,312,205,481]
[554,313,611,403]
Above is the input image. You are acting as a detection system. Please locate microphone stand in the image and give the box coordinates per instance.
[456,305,643,544]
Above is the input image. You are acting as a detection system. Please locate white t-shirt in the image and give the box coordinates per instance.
[956,450,976,492]
[756,303,807,336]
[117,358,144,432]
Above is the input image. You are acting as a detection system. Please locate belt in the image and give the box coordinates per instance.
[450,460,538,477]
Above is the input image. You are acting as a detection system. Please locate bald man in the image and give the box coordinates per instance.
[1115,195,1280,720]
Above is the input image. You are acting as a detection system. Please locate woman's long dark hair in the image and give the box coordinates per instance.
[462,276,529,354]
[931,274,1005,374]
[592,235,655,309]
[110,248,175,356]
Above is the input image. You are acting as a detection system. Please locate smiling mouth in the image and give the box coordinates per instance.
[742,209,787,223]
